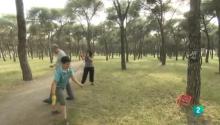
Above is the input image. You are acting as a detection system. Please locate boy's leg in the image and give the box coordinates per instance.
[81,67,89,84]
[89,67,94,84]
[66,82,74,100]
[52,88,65,112]
[60,105,67,120]
[57,88,67,120]
[52,88,60,114]
[52,104,59,114]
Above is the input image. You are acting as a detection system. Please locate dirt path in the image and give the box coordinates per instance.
[0,62,84,125]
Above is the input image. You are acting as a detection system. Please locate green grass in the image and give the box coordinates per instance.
[1,56,220,124]
[0,58,51,88]
[66,56,220,125]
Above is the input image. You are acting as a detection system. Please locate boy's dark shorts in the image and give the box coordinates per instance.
[56,87,66,105]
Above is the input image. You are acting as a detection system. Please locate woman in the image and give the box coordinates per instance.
[81,50,95,85]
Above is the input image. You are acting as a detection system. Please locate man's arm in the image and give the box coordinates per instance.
[71,76,83,87]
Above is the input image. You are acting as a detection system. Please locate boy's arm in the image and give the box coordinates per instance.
[71,76,83,88]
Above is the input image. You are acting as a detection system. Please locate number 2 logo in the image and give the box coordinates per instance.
[196,107,201,114]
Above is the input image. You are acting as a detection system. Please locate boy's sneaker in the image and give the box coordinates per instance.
[51,110,60,115]
[66,97,74,100]
[43,98,51,104]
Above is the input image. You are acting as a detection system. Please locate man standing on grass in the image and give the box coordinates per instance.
[43,44,74,104]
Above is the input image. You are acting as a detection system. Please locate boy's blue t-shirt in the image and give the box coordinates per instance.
[54,66,75,89]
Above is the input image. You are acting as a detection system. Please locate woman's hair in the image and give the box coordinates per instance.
[61,56,71,64]
[87,50,93,57]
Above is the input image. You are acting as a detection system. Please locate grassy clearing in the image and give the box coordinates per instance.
[0,56,80,86]
[0,58,51,88]
[1,56,220,124]
[66,56,220,125]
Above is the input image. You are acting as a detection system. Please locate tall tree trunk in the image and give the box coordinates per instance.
[68,37,72,60]
[133,50,136,61]
[113,0,130,70]
[160,25,166,65]
[28,37,34,59]
[38,50,40,59]
[104,40,109,61]
[171,28,178,61]
[182,38,188,61]
[211,40,214,59]
[11,42,17,62]
[216,10,220,73]
[30,44,34,59]
[0,41,6,62]
[92,36,95,53]
[186,0,201,105]
[86,22,92,51]
[15,0,32,81]
[141,37,144,59]
[153,48,156,58]
[157,42,160,60]
[12,45,16,62]
[109,41,114,59]
[182,51,187,61]
[157,0,166,65]
[39,39,44,60]
[112,52,114,59]
[48,32,53,63]
[41,48,44,60]
[202,15,211,63]
[138,40,141,60]
[133,40,137,61]
[77,39,81,61]
[125,28,129,62]
[120,25,126,70]
[6,43,12,60]
[175,47,178,61]
[138,38,144,60]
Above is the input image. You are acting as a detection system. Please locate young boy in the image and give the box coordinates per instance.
[51,56,83,120]
[44,44,74,104]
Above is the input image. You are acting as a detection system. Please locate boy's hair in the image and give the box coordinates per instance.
[61,56,71,64]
